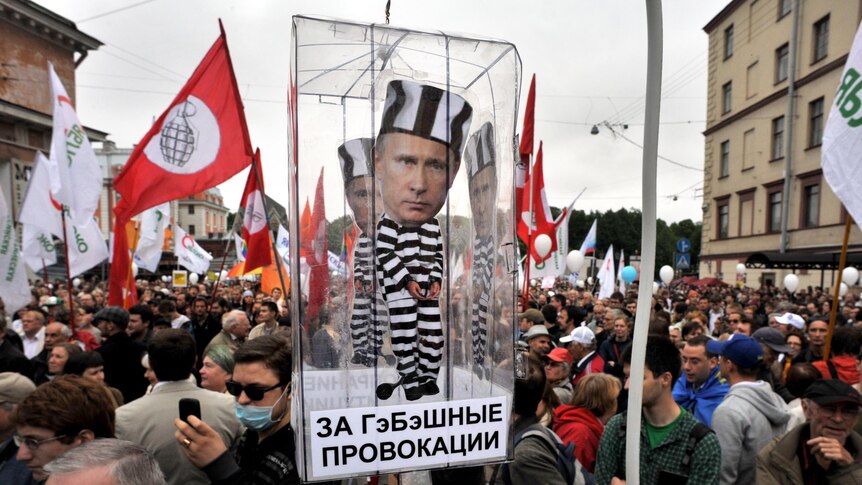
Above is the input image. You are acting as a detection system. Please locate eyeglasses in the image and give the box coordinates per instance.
[13,433,67,450]
[225,380,286,401]
[728,319,741,323]
[810,402,861,418]
[544,362,567,368]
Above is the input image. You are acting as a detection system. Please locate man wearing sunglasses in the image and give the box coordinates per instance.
[175,335,318,484]
[115,329,241,485]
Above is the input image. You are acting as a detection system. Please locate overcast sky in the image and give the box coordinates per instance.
[38,0,728,224]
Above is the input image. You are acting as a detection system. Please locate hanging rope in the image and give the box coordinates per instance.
[385,0,391,24]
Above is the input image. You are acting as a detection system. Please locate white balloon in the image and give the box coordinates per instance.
[587,277,594,286]
[530,279,537,287]
[840,282,848,297]
[736,263,746,275]
[189,273,199,285]
[653,281,659,294]
[566,250,585,273]
[72,277,81,288]
[534,234,553,259]
[576,280,585,289]
[659,265,674,285]
[842,267,859,286]
[131,263,139,277]
[783,274,799,293]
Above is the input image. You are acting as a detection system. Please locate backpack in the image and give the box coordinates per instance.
[501,424,595,485]
[617,413,713,478]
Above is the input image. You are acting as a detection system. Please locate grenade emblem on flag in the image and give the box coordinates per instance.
[159,100,198,167]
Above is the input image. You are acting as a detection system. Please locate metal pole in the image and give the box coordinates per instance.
[779,0,801,253]
[626,2,663,483]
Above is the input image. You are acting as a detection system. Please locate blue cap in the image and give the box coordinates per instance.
[706,334,763,369]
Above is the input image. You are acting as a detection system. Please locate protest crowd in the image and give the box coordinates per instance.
[1,273,861,485]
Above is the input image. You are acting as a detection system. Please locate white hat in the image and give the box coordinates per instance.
[775,312,805,330]
[378,80,473,156]
[337,138,374,185]
[560,326,595,345]
[523,324,550,341]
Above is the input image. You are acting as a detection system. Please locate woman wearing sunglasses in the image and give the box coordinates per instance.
[175,335,316,485]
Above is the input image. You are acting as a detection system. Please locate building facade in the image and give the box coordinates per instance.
[177,188,229,239]
[700,0,862,288]
[0,0,104,218]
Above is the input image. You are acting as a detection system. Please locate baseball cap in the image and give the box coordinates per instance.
[775,312,805,330]
[94,306,130,329]
[518,308,545,325]
[803,379,862,407]
[0,373,36,404]
[547,348,574,366]
[560,326,595,345]
[706,334,763,369]
[752,327,792,353]
[523,324,550,341]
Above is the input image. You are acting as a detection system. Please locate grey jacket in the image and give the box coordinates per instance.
[712,380,789,485]
[757,423,862,485]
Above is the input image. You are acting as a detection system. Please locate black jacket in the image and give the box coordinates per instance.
[96,332,147,403]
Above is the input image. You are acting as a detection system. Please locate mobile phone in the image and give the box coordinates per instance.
[179,398,201,422]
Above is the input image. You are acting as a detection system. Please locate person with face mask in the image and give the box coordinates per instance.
[175,335,327,485]
[115,329,242,485]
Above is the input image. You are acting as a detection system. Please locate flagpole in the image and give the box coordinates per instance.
[59,208,77,332]
[41,258,50,286]
[523,151,534,303]
[208,232,234,312]
[823,215,853,360]
[250,158,289,296]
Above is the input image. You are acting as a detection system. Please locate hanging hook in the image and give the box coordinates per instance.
[385,0,391,24]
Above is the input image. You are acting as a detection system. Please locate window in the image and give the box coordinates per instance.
[717,199,730,239]
[738,190,755,237]
[771,116,785,160]
[188,224,196,236]
[746,62,759,98]
[813,15,829,63]
[722,82,732,114]
[775,43,789,83]
[719,140,730,177]
[188,205,195,215]
[809,97,824,147]
[778,0,791,19]
[767,188,783,233]
[743,129,755,171]
[802,183,820,227]
[724,24,734,59]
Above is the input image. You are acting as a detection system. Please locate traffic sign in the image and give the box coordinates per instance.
[675,253,691,270]
[676,238,691,253]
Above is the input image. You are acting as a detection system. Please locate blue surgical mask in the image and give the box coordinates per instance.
[234,389,287,431]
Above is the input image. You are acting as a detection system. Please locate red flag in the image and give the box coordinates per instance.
[109,24,254,305]
[240,149,272,273]
[299,198,312,259]
[516,74,536,239]
[306,168,329,319]
[517,142,564,262]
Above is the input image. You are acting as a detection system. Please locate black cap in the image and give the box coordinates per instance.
[803,379,862,406]
[94,306,130,329]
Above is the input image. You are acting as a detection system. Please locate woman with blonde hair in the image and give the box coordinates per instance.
[552,373,621,472]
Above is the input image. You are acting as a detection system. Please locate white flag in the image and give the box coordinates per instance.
[235,233,247,262]
[327,250,348,275]
[22,224,57,272]
[65,218,109,278]
[0,185,32,313]
[617,249,626,294]
[175,225,213,274]
[530,201,575,278]
[596,245,615,300]
[823,21,862,228]
[275,224,290,264]
[48,62,102,225]
[19,152,63,237]
[134,203,170,272]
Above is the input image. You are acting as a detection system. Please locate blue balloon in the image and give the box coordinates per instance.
[621,265,638,283]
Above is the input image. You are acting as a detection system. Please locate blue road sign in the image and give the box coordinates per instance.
[676,253,691,270]
[676,238,691,253]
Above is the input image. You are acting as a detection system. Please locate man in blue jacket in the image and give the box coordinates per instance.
[673,335,729,426]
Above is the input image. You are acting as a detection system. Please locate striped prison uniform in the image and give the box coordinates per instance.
[471,236,494,366]
[376,214,444,390]
[350,233,386,359]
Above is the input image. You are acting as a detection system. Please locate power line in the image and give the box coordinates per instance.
[76,0,160,24]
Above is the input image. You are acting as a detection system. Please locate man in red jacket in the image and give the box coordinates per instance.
[561,326,605,386]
